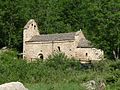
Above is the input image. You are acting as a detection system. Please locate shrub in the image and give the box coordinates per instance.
[0,50,120,90]
[46,53,81,70]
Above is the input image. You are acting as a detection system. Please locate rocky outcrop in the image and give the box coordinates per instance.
[0,82,28,90]
[83,80,106,90]
[83,80,96,90]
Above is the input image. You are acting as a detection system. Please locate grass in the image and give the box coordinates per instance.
[0,50,120,90]
[27,82,85,90]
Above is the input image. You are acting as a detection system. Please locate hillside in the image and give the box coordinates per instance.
[0,0,120,89]
[0,50,120,89]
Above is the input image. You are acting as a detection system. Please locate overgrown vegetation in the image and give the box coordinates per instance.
[0,0,119,89]
[0,50,120,89]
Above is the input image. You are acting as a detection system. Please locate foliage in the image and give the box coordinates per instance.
[0,0,119,59]
[27,82,85,90]
[0,50,120,90]
[46,53,81,70]
[83,0,120,59]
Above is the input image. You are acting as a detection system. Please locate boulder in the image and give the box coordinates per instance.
[0,82,28,90]
[83,80,96,90]
[97,80,106,90]
[83,80,106,90]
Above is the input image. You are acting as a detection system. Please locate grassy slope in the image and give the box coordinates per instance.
[0,50,120,90]
[27,83,85,90]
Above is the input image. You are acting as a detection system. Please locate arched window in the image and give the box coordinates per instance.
[38,53,43,59]
[86,53,88,56]
[58,46,61,51]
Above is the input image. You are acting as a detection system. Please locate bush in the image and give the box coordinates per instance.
[0,50,120,89]
[0,51,81,84]
[46,53,81,70]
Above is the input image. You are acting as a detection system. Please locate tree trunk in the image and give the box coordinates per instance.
[113,47,120,60]
[113,50,117,59]
[117,47,119,59]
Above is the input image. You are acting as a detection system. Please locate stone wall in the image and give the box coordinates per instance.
[25,42,52,61]
[25,40,75,61]
[23,19,39,59]
[75,48,104,61]
[74,30,85,47]
[53,40,75,58]
[24,30,104,61]
[23,19,104,62]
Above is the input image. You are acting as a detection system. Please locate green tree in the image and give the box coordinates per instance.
[76,0,120,59]
[0,0,119,59]
[0,0,25,50]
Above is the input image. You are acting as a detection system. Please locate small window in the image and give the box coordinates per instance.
[31,24,33,26]
[69,49,71,51]
[86,53,88,56]
[58,46,61,51]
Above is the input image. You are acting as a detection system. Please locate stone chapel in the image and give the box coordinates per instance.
[23,19,104,63]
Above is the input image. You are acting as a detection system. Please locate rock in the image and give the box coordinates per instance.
[83,80,96,90]
[0,82,28,90]
[0,46,9,53]
[83,80,106,90]
[1,47,7,50]
[97,80,106,90]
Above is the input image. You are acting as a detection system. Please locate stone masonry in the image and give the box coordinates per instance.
[23,19,104,62]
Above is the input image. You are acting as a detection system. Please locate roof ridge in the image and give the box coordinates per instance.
[40,32,76,36]
[29,32,76,42]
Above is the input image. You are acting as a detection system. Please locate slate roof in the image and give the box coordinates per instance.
[29,32,76,42]
[77,38,92,48]
[28,31,92,48]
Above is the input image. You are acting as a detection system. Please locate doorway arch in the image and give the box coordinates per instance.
[38,53,44,59]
